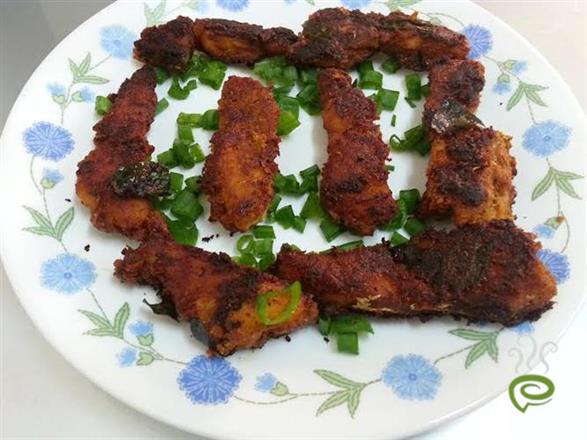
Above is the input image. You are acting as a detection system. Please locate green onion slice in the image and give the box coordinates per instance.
[155,98,169,115]
[236,235,255,254]
[95,96,112,116]
[253,225,276,239]
[336,332,359,354]
[256,281,302,326]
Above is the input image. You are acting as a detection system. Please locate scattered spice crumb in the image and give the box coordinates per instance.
[285,335,291,342]
[229,232,235,237]
[202,234,215,242]
[84,244,90,252]
[64,198,71,202]
[323,337,330,343]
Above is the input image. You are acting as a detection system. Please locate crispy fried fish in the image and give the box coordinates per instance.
[193,18,297,64]
[318,68,396,235]
[274,221,556,325]
[201,76,280,232]
[76,66,169,241]
[114,238,318,356]
[134,16,197,73]
[418,60,517,224]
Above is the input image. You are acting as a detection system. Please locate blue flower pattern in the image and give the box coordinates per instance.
[382,355,442,400]
[538,249,570,284]
[511,321,534,335]
[41,253,96,294]
[255,373,278,392]
[23,122,74,161]
[48,83,65,96]
[341,0,372,8]
[522,120,571,157]
[100,25,135,59]
[216,0,249,12]
[129,321,154,337]
[41,168,63,189]
[118,348,137,367]
[533,224,555,239]
[79,87,95,103]
[178,356,241,404]
[510,60,527,74]
[492,81,511,95]
[462,25,492,59]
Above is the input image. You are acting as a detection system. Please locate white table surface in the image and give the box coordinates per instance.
[1,1,586,438]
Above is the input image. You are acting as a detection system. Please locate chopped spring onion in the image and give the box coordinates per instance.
[292,216,307,233]
[358,61,383,90]
[265,194,282,222]
[94,95,112,116]
[257,252,276,271]
[319,314,373,354]
[299,68,318,85]
[177,124,194,142]
[155,67,170,84]
[333,240,364,252]
[233,253,257,268]
[276,95,300,118]
[165,216,198,246]
[169,172,184,193]
[254,57,298,92]
[253,225,276,239]
[404,217,426,236]
[377,88,400,111]
[390,231,409,246]
[399,188,421,214]
[332,314,374,334]
[184,176,201,193]
[299,164,320,193]
[405,73,422,101]
[172,139,196,168]
[320,216,343,242]
[236,235,255,254]
[168,77,197,100]
[189,143,206,163]
[200,109,219,130]
[177,112,202,127]
[256,281,302,325]
[336,332,359,354]
[155,98,169,115]
[274,205,296,229]
[157,149,177,168]
[382,56,400,74]
[277,110,301,136]
[274,173,301,195]
[385,164,395,172]
[300,192,325,219]
[254,239,274,256]
[421,83,431,97]
[296,83,321,115]
[198,59,227,90]
[170,189,203,221]
[389,124,430,156]
[379,199,407,231]
[318,316,332,335]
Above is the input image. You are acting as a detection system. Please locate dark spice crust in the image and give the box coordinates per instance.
[134,16,196,73]
[114,239,318,356]
[75,66,169,241]
[273,221,557,326]
[318,69,396,235]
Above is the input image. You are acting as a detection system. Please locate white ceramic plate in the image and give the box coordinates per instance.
[1,1,585,438]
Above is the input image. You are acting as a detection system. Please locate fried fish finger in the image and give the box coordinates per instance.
[418,60,517,224]
[114,238,318,356]
[76,66,168,241]
[274,221,556,326]
[201,76,280,232]
[318,68,396,235]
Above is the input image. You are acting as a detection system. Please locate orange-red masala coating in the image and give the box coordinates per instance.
[419,60,517,225]
[114,239,318,356]
[201,76,280,232]
[76,66,169,241]
[274,221,556,326]
[318,68,396,235]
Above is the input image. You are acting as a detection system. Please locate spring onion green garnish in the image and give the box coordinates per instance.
[256,281,302,326]
[292,216,307,233]
[177,124,194,142]
[254,238,274,256]
[253,225,276,239]
[236,234,255,254]
[170,189,203,221]
[274,205,297,229]
[94,96,112,116]
[168,76,197,100]
[389,124,430,156]
[405,73,422,101]
[277,110,301,136]
[265,195,282,222]
[319,314,373,354]
[299,165,320,193]
[157,150,178,168]
[390,231,409,246]
[155,67,170,84]
[385,164,395,172]
[184,176,201,193]
[254,57,298,92]
[169,172,184,193]
[399,188,421,214]
[276,95,300,118]
[257,253,276,271]
[172,139,196,168]
[319,216,344,242]
[390,114,397,127]
[198,59,227,90]
[300,192,325,219]
[165,216,198,246]
[333,240,364,252]
[371,88,400,113]
[200,109,219,130]
[357,60,383,90]
[155,98,169,115]
[177,112,202,127]
[404,217,426,236]
[299,68,318,85]
[421,83,431,97]
[382,56,400,74]
[274,173,301,195]
[297,83,321,115]
[233,252,257,268]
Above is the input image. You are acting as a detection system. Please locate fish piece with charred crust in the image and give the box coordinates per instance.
[273,221,556,326]
[419,60,517,224]
[76,66,169,241]
[134,16,196,73]
[202,76,280,232]
[318,68,396,235]
[114,239,318,356]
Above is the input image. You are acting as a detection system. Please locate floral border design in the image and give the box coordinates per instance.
[19,0,582,422]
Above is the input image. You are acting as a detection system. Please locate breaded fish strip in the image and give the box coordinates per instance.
[318,68,396,235]
[114,239,318,356]
[419,60,517,224]
[76,66,168,241]
[193,18,297,64]
[273,221,556,326]
[134,16,196,73]
[201,76,280,232]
